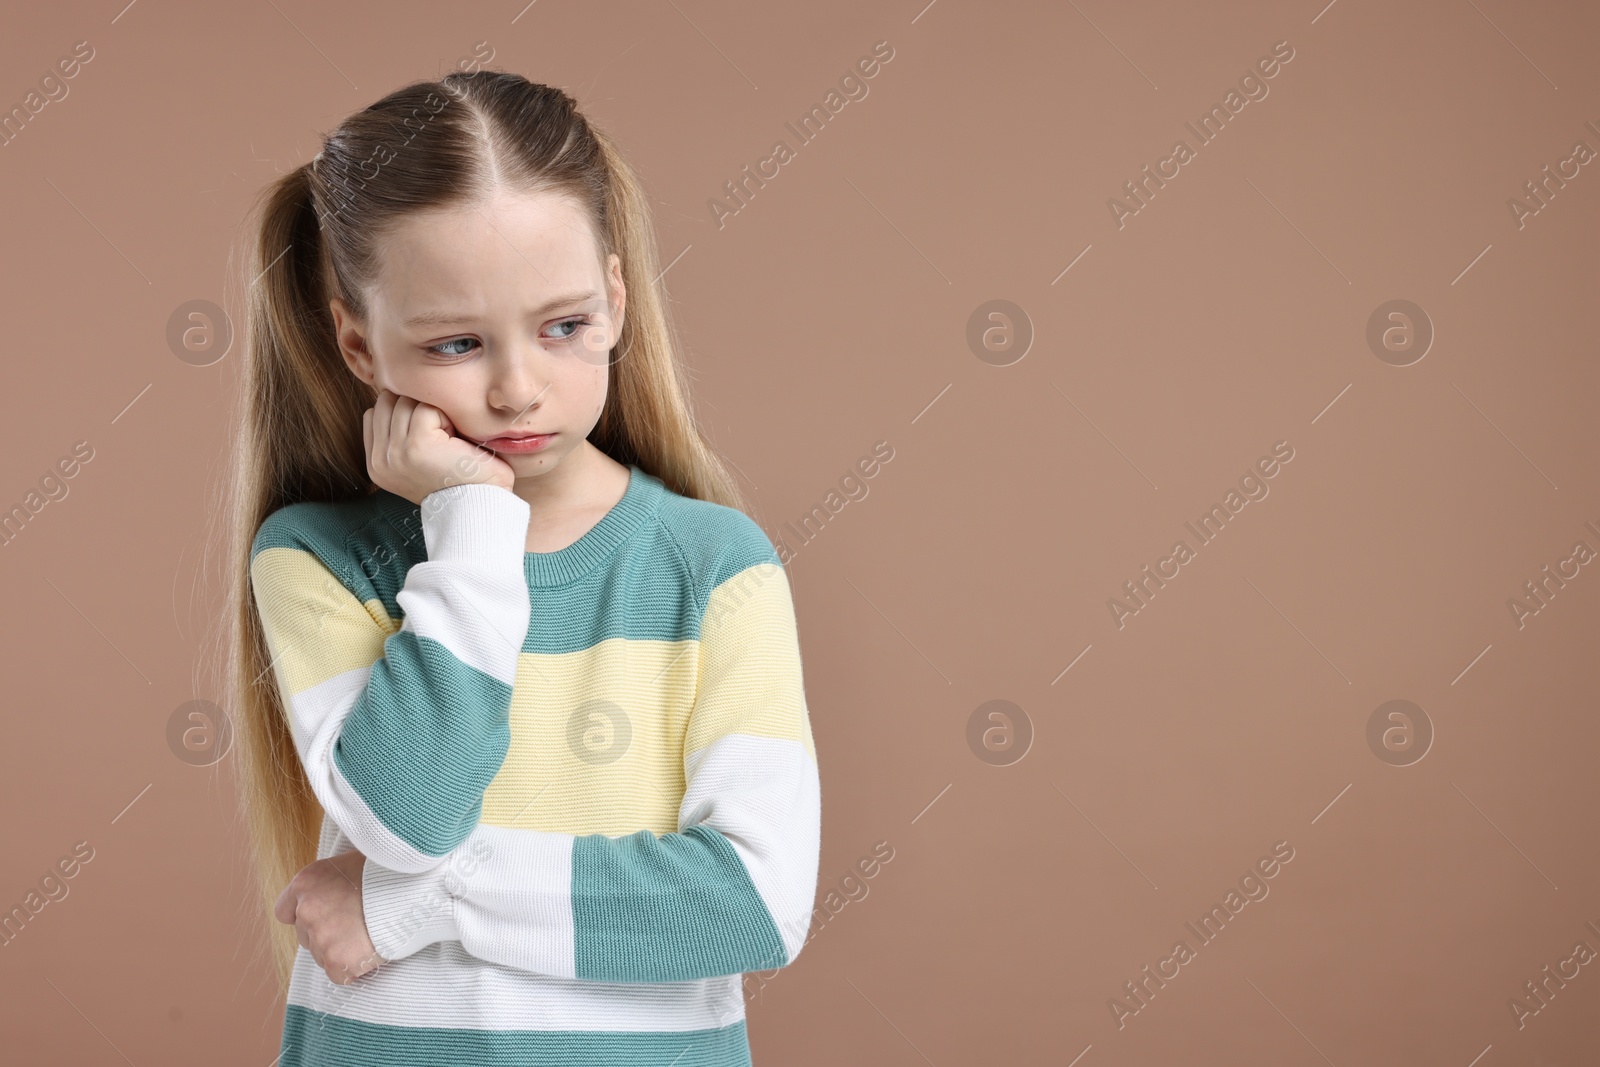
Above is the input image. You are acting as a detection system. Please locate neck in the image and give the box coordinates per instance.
[509,441,620,516]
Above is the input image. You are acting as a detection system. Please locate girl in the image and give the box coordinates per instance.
[224,70,820,1066]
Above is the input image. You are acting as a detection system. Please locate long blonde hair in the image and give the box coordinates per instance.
[219,70,747,987]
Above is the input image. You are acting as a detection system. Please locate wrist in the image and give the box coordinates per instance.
[361,860,460,962]
[418,482,531,561]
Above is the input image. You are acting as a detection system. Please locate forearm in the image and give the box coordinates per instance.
[363,735,821,981]
[254,483,532,872]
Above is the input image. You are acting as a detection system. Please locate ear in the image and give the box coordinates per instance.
[605,253,626,338]
[329,297,377,387]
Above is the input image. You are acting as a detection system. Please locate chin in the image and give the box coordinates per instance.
[502,441,566,465]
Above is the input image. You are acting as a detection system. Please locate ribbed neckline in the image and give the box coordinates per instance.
[523,464,664,587]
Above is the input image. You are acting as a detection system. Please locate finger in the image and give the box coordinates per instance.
[335,957,366,985]
[372,388,396,446]
[390,392,417,443]
[273,885,296,925]
[324,952,354,985]
[381,392,415,469]
[416,403,459,454]
[369,398,392,472]
[417,402,451,436]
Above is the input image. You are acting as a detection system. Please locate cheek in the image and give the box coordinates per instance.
[562,359,608,398]
[582,323,616,358]
[379,369,426,399]
[576,367,608,419]
[379,368,461,418]
[370,356,409,392]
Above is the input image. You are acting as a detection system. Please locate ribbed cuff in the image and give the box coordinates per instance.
[362,860,460,962]
[418,484,530,563]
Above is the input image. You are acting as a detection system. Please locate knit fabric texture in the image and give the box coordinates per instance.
[249,464,820,1067]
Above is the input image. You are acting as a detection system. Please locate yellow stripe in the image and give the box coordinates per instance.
[482,638,698,836]
[254,549,814,838]
[251,547,396,696]
[684,562,815,764]
[484,565,815,835]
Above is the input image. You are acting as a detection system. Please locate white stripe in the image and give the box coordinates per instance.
[680,733,821,965]
[398,483,531,684]
[447,823,577,978]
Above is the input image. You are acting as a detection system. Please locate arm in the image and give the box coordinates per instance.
[360,556,822,983]
[250,483,531,874]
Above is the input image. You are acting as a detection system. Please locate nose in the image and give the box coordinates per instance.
[486,345,551,418]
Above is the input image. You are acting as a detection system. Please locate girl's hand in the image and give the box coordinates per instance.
[273,850,385,985]
[363,388,516,505]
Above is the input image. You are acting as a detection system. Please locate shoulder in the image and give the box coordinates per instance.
[650,482,782,607]
[250,490,421,599]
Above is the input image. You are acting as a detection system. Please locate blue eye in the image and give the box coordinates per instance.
[548,316,594,341]
[427,337,478,358]
[425,317,595,360]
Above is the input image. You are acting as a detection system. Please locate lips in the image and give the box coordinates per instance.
[470,431,549,443]
[466,430,558,455]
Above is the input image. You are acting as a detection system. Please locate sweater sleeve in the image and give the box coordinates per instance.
[360,557,822,983]
[250,483,532,874]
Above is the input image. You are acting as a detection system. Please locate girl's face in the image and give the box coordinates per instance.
[330,188,625,479]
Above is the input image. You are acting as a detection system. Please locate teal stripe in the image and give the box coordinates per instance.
[519,502,782,655]
[332,630,512,856]
[572,825,788,983]
[657,494,784,613]
[280,1004,751,1066]
[251,496,393,607]
[251,469,787,655]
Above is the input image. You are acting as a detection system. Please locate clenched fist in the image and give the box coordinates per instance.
[274,849,384,985]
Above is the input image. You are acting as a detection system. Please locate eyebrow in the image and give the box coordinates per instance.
[402,289,601,328]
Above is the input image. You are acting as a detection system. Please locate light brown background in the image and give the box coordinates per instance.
[1,1,1596,1064]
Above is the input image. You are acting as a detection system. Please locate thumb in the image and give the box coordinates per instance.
[273,882,297,925]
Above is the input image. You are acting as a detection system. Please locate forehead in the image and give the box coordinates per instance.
[369,189,602,317]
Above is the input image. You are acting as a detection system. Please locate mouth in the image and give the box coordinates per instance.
[468,430,558,455]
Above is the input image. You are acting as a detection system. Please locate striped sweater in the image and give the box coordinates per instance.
[249,464,820,1066]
